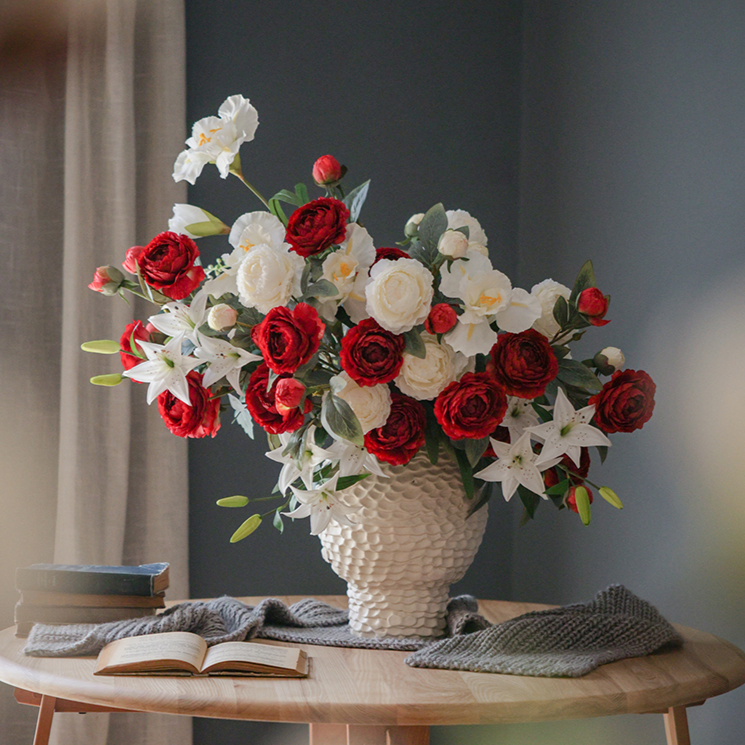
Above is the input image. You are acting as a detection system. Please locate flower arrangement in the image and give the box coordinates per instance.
[86,94,656,540]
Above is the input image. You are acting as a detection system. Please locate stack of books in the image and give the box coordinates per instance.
[14,562,169,637]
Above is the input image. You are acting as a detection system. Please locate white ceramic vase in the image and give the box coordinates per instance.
[319,450,489,638]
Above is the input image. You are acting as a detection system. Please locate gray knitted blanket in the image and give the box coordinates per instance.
[23,585,683,677]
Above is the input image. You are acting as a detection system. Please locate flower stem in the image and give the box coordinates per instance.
[231,170,270,209]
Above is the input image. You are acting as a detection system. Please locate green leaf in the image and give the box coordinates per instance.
[596,445,609,464]
[569,260,597,305]
[81,340,120,355]
[552,296,570,328]
[551,344,570,360]
[517,484,542,520]
[454,449,475,500]
[452,225,470,239]
[299,368,333,387]
[216,495,249,508]
[402,327,427,359]
[304,279,339,299]
[464,436,489,467]
[531,401,554,423]
[268,198,288,226]
[228,394,254,439]
[271,188,303,206]
[90,373,124,386]
[272,509,284,533]
[599,486,623,509]
[424,408,440,465]
[544,479,571,497]
[557,359,603,393]
[467,482,492,517]
[574,486,592,525]
[336,473,371,490]
[294,182,310,205]
[230,514,262,543]
[417,203,448,251]
[342,180,370,223]
[320,392,364,447]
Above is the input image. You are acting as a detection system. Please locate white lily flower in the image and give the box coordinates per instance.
[528,387,611,468]
[148,289,209,344]
[265,427,340,494]
[169,204,214,238]
[284,473,359,535]
[326,439,388,479]
[502,396,540,441]
[121,336,201,405]
[194,334,260,394]
[475,432,547,501]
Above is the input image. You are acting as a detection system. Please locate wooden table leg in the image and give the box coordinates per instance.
[33,695,56,745]
[663,706,691,745]
[309,724,430,744]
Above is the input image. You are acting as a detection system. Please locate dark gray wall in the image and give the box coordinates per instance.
[185,2,523,743]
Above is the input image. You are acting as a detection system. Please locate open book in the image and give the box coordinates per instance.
[94,631,309,677]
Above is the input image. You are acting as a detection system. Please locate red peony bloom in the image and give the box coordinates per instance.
[577,287,610,327]
[123,231,205,300]
[434,372,508,440]
[589,369,656,433]
[251,303,325,375]
[312,155,344,186]
[371,246,408,271]
[157,371,221,438]
[424,303,458,334]
[245,363,310,435]
[119,320,155,373]
[566,485,594,514]
[364,393,426,466]
[488,329,559,399]
[285,197,350,257]
[340,318,405,387]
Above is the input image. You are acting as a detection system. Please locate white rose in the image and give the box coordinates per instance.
[236,243,303,313]
[207,303,238,331]
[331,372,392,434]
[437,229,469,258]
[446,209,488,247]
[365,258,434,334]
[599,346,625,370]
[404,212,425,237]
[530,278,571,338]
[395,334,470,400]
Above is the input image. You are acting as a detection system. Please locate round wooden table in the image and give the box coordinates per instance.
[2,596,745,745]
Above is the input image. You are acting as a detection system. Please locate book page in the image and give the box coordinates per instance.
[201,641,303,673]
[99,632,207,671]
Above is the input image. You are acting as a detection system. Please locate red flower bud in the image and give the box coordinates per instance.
[312,155,344,186]
[425,303,458,334]
[577,287,610,326]
[88,265,124,295]
[275,378,306,414]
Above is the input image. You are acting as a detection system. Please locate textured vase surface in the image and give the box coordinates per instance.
[319,451,488,638]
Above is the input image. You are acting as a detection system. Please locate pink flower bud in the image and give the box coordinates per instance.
[425,303,458,334]
[275,378,306,414]
[312,155,344,186]
[88,265,124,295]
[577,287,610,326]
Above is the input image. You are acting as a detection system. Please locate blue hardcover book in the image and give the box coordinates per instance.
[15,563,169,596]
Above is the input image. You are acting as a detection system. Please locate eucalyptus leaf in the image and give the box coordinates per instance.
[272,509,285,533]
[552,296,570,328]
[342,180,370,223]
[557,359,603,393]
[305,279,339,299]
[229,393,254,439]
[517,484,542,520]
[81,339,120,355]
[216,495,249,508]
[464,436,489,467]
[300,368,333,387]
[417,203,448,251]
[403,327,427,359]
[452,225,470,239]
[320,392,364,447]
[230,514,262,543]
[569,260,597,304]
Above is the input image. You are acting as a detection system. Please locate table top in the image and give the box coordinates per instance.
[2,596,745,727]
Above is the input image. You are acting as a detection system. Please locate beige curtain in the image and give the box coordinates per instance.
[0,2,191,744]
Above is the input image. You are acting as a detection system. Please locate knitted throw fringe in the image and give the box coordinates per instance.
[23,585,683,678]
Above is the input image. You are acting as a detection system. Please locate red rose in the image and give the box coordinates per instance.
[589,369,656,433]
[88,265,124,295]
[157,372,220,439]
[340,318,405,386]
[364,393,426,466]
[285,198,349,257]
[251,303,325,375]
[245,363,310,435]
[123,231,205,300]
[424,303,457,334]
[312,155,344,186]
[371,246,408,271]
[577,287,610,327]
[434,372,508,440]
[275,378,306,415]
[119,320,155,372]
[566,485,594,514]
[488,329,559,399]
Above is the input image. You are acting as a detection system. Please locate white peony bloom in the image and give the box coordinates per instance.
[531,279,571,338]
[495,287,542,334]
[395,333,469,400]
[599,346,625,370]
[365,258,434,334]
[446,209,488,248]
[404,212,425,237]
[437,229,470,259]
[207,303,238,331]
[229,211,286,252]
[235,243,304,313]
[330,372,391,433]
[173,95,259,184]
[440,250,509,322]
